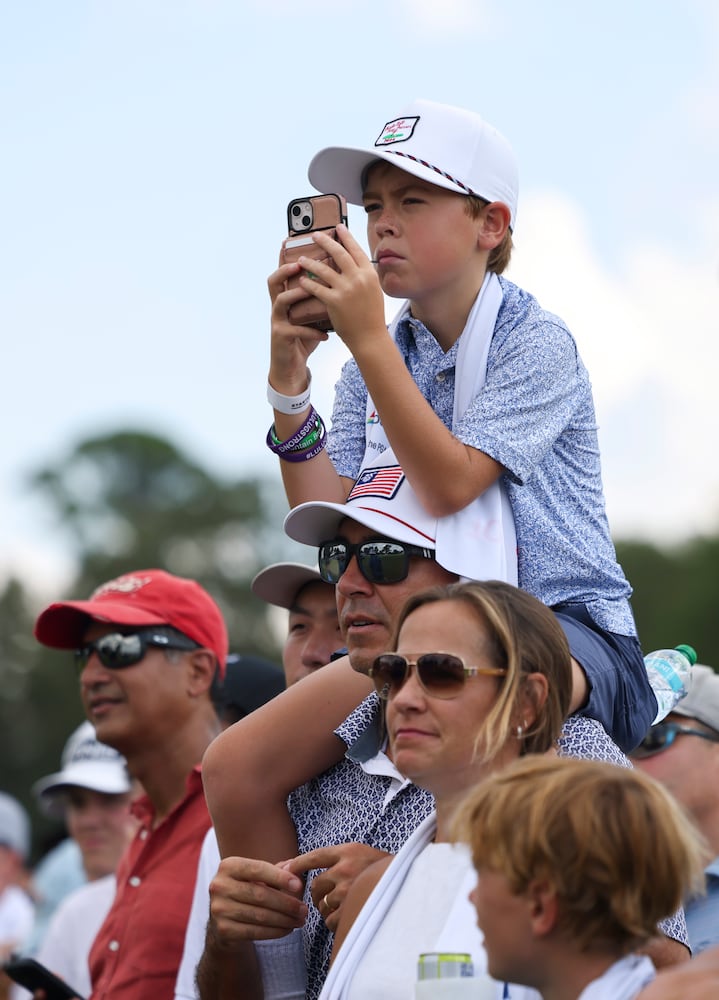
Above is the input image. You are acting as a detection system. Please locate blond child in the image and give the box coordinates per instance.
[453,755,707,1000]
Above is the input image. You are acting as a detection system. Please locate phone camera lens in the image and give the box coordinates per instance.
[301,214,311,228]
[291,205,302,217]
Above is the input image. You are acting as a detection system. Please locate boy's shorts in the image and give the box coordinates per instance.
[553,602,657,754]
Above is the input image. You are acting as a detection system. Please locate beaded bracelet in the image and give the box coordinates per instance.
[266,372,312,415]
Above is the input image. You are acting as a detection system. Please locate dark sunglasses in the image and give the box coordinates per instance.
[75,628,200,671]
[369,652,507,701]
[318,537,435,585]
[632,720,719,759]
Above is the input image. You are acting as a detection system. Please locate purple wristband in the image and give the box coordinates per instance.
[277,424,327,462]
[266,406,319,456]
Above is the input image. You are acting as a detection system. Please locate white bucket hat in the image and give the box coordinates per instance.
[33,721,132,817]
[308,97,519,228]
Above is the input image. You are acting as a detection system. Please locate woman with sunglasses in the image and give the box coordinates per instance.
[318,578,572,1000]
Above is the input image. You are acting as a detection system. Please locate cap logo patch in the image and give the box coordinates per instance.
[348,465,405,501]
[70,738,122,764]
[91,573,153,599]
[375,115,420,147]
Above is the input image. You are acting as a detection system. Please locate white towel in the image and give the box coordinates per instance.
[318,813,437,999]
[364,273,517,583]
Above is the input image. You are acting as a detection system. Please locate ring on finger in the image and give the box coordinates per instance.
[323,893,332,913]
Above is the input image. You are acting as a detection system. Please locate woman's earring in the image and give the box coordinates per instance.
[515,720,527,738]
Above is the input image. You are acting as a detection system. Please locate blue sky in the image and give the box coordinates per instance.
[2,0,718,598]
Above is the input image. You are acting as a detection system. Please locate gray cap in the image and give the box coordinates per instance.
[251,562,327,611]
[0,791,30,860]
[672,664,719,732]
[33,721,132,818]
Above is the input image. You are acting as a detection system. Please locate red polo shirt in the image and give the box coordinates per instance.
[89,766,211,999]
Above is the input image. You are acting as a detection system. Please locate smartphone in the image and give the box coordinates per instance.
[2,956,84,1000]
[281,193,348,331]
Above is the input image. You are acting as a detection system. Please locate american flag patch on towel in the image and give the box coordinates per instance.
[348,465,405,501]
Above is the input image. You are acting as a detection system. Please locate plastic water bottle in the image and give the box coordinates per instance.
[645,644,697,724]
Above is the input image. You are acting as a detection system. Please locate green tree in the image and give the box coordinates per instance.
[616,535,719,666]
[29,429,288,656]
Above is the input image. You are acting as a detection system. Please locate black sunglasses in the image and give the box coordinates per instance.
[369,652,507,701]
[318,537,435,585]
[75,627,200,671]
[632,720,719,759]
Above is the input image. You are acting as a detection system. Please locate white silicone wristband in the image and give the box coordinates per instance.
[266,372,312,415]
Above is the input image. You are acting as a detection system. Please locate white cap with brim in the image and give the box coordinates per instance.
[251,562,326,610]
[284,450,440,557]
[33,721,132,818]
[672,664,719,732]
[308,98,519,228]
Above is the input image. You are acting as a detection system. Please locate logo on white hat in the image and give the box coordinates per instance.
[376,116,419,147]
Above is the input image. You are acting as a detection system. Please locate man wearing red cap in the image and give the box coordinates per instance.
[34,569,228,1000]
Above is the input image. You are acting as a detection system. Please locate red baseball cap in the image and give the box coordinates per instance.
[34,569,228,675]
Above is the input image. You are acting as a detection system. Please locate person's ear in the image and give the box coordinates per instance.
[517,672,549,731]
[527,878,559,938]
[477,201,511,250]
[186,649,217,697]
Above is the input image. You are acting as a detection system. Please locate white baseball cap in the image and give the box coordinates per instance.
[251,562,327,610]
[33,721,132,817]
[284,449,439,556]
[672,664,719,732]
[308,98,519,228]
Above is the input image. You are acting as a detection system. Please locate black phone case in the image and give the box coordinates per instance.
[2,956,84,1000]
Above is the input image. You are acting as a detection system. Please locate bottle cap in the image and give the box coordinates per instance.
[675,644,698,665]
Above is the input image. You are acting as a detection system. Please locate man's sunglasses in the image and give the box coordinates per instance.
[75,627,200,671]
[369,652,507,701]
[318,538,435,585]
[632,720,719,759]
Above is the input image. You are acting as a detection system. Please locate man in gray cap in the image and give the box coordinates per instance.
[174,562,341,1000]
[251,562,342,688]
[0,791,33,965]
[633,663,719,954]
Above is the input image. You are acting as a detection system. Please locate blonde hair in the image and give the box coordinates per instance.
[453,755,708,953]
[466,195,513,274]
[391,580,572,762]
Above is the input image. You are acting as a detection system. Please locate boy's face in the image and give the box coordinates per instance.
[470,867,536,985]
[362,161,487,311]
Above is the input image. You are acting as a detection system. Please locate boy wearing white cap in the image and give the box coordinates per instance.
[266,97,659,754]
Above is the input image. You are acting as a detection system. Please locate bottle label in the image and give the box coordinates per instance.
[417,953,474,980]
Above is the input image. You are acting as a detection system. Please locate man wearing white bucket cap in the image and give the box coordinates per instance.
[201,460,688,999]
